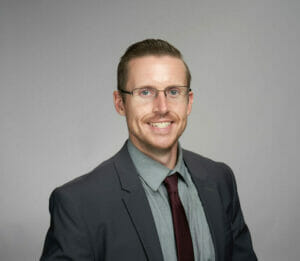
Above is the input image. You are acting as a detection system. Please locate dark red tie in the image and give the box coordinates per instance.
[164,173,195,261]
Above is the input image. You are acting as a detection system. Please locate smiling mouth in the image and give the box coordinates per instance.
[149,121,172,128]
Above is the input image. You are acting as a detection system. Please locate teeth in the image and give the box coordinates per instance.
[150,122,171,128]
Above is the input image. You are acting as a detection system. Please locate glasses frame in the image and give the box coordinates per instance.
[119,86,192,100]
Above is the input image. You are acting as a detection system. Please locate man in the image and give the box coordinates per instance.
[41,39,257,261]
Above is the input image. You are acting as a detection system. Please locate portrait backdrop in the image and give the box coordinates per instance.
[0,0,299,260]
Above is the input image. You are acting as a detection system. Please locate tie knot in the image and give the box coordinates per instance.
[164,173,179,193]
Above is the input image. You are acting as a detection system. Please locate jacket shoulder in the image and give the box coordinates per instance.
[53,153,120,200]
[182,149,235,186]
[182,149,222,166]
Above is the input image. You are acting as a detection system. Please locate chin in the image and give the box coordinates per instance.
[145,137,178,152]
[130,131,180,154]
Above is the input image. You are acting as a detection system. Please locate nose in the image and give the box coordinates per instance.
[153,91,169,114]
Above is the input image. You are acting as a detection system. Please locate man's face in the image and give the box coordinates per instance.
[114,55,193,154]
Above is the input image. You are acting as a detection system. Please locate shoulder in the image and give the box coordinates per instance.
[183,149,239,205]
[182,149,235,187]
[51,153,121,204]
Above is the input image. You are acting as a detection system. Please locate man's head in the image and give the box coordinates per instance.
[114,39,193,159]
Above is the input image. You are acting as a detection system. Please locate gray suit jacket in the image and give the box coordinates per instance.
[40,142,257,261]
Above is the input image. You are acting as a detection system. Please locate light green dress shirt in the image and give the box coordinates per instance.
[127,140,215,261]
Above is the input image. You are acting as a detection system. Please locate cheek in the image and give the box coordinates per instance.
[127,105,150,125]
[172,105,189,119]
[135,104,152,119]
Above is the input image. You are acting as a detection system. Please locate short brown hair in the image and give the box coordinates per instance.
[117,39,191,91]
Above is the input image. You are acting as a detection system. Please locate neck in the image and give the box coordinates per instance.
[129,139,178,169]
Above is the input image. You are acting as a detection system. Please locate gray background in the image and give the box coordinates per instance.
[1,0,299,260]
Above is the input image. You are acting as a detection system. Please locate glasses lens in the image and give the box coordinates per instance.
[134,87,156,98]
[166,86,182,98]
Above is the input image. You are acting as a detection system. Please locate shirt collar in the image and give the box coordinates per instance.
[127,139,188,191]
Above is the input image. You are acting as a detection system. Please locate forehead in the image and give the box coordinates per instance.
[126,55,187,88]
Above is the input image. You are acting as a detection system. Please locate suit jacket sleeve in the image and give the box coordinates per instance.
[223,163,257,261]
[40,188,94,261]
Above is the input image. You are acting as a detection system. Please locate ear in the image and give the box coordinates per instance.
[187,91,194,115]
[113,91,126,116]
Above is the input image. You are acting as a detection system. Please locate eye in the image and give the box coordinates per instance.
[138,87,154,97]
[167,87,180,97]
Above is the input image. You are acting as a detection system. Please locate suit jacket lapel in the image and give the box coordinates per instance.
[113,143,164,261]
[183,150,225,261]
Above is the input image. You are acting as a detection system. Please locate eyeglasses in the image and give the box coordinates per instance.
[119,86,191,102]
